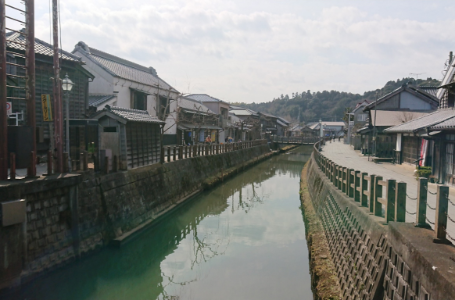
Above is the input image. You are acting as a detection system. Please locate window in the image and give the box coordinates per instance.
[158,95,170,118]
[357,114,367,122]
[131,90,147,110]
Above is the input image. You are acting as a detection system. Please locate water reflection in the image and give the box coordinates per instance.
[10,146,312,300]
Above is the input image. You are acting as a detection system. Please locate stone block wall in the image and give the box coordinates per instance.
[25,187,75,273]
[306,156,455,300]
[0,144,272,290]
[98,144,271,239]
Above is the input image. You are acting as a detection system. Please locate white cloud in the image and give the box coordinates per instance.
[34,1,455,103]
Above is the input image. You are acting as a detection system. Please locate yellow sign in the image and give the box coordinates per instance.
[41,94,53,121]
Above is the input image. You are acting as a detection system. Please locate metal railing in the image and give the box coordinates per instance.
[272,136,319,144]
[313,141,455,244]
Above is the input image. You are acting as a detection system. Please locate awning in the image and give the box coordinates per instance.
[69,119,98,126]
[129,87,152,95]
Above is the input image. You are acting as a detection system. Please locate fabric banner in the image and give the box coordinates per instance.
[420,139,428,167]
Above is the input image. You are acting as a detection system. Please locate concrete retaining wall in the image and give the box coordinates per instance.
[0,144,273,291]
[306,154,455,300]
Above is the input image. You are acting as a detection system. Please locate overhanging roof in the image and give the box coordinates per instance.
[384,109,455,133]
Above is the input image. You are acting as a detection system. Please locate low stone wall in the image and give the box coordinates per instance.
[305,154,455,300]
[0,144,273,291]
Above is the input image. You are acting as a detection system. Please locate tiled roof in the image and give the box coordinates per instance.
[89,94,116,108]
[418,86,439,97]
[430,116,455,130]
[229,109,259,117]
[368,110,428,127]
[277,117,290,124]
[73,42,177,92]
[277,119,288,127]
[309,122,345,130]
[186,94,228,103]
[384,109,455,133]
[259,112,278,118]
[7,31,80,62]
[100,105,165,124]
[178,97,217,114]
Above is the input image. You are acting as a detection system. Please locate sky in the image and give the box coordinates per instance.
[28,0,455,103]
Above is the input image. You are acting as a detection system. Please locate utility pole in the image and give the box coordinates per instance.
[52,0,63,173]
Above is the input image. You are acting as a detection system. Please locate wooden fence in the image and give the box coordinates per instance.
[313,141,455,244]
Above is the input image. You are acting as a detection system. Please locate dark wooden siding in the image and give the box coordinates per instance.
[126,123,161,169]
[402,136,420,165]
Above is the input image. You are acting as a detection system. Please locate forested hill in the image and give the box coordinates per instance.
[232,78,440,123]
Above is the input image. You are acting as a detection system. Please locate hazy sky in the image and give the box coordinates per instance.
[33,0,455,103]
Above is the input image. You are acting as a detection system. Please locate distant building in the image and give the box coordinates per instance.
[176,96,221,145]
[185,94,230,142]
[309,122,345,137]
[346,100,370,149]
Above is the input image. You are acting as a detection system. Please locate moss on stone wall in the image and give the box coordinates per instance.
[300,161,341,300]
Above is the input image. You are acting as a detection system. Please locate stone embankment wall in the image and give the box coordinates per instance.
[305,153,455,300]
[0,144,273,290]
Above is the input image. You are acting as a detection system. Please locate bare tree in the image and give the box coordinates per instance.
[396,111,420,123]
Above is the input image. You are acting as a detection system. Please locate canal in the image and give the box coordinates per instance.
[12,146,313,300]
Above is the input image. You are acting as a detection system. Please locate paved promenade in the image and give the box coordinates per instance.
[320,140,455,240]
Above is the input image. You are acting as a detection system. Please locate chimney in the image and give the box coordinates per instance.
[450,51,453,65]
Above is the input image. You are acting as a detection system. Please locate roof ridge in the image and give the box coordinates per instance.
[89,46,153,74]
[110,105,150,114]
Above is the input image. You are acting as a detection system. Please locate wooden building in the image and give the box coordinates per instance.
[6,32,94,160]
[359,83,438,157]
[176,96,221,145]
[94,105,164,170]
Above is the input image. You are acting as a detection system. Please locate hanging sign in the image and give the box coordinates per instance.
[41,94,53,121]
[6,102,12,115]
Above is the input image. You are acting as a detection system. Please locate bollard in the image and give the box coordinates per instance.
[360,172,368,206]
[83,152,88,171]
[416,178,431,228]
[113,155,118,172]
[179,146,183,160]
[63,152,69,173]
[342,167,347,193]
[434,185,450,243]
[47,151,53,176]
[395,182,407,222]
[193,145,197,157]
[385,179,396,223]
[198,145,201,156]
[353,171,360,202]
[160,147,165,163]
[367,175,376,212]
[104,156,109,174]
[348,169,355,198]
[172,146,176,161]
[167,146,171,162]
[373,176,383,217]
[27,151,36,177]
[185,146,188,158]
[10,153,16,180]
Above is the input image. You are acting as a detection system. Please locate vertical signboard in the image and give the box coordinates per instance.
[6,102,11,115]
[41,94,53,121]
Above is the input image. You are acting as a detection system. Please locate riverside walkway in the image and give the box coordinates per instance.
[321,140,455,240]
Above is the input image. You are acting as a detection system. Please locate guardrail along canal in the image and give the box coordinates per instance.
[13,146,313,300]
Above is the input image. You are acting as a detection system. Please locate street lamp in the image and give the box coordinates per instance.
[62,74,74,171]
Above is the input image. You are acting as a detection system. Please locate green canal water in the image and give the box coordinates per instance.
[16,146,313,300]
